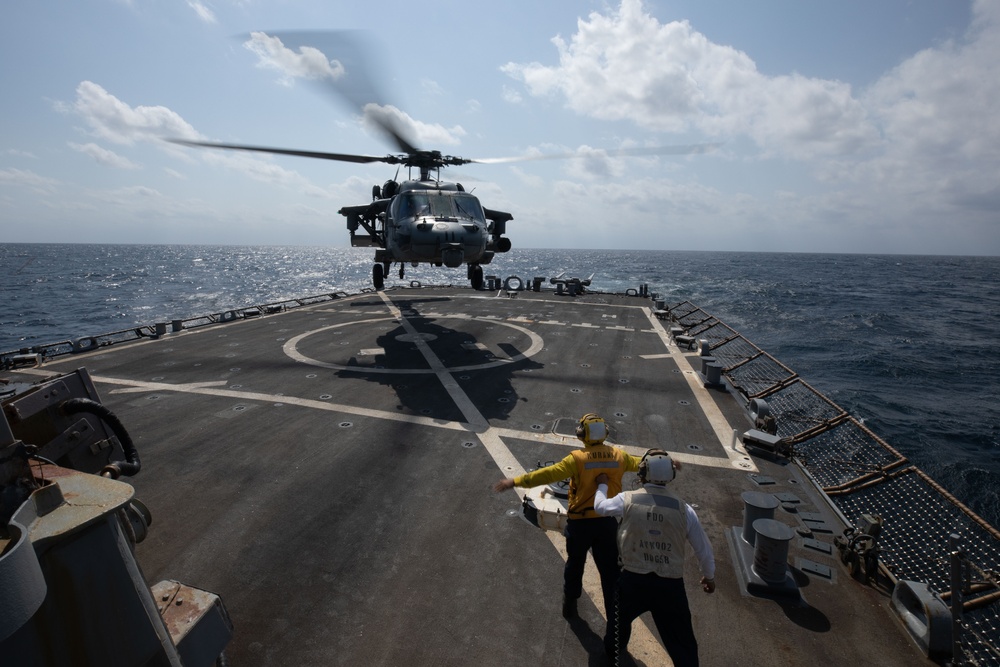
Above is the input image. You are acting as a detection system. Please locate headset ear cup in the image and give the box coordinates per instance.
[639,449,673,484]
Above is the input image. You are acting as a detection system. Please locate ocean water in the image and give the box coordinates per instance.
[2,244,998,528]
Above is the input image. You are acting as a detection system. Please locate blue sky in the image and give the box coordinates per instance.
[2,0,996,255]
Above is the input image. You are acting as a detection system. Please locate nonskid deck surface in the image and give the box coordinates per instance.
[13,286,930,666]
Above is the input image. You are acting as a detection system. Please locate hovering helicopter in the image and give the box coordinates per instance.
[173,138,511,291]
[170,31,714,290]
[337,149,513,292]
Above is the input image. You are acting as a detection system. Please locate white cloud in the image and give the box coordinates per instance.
[509,166,544,188]
[501,85,522,105]
[499,0,1000,252]
[0,168,59,194]
[69,142,141,169]
[68,81,200,145]
[858,0,1000,208]
[196,149,311,189]
[561,146,626,180]
[186,0,216,24]
[108,185,162,199]
[502,0,880,159]
[6,149,37,159]
[421,79,444,96]
[243,32,345,86]
[60,80,327,191]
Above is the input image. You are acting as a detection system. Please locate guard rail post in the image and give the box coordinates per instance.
[949,533,965,664]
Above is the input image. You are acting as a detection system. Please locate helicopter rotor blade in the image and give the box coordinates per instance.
[167,138,391,165]
[471,143,722,165]
[253,30,421,157]
[172,31,721,177]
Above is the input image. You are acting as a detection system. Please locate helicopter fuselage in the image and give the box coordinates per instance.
[340,179,511,288]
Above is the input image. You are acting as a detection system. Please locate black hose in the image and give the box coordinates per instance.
[59,398,141,477]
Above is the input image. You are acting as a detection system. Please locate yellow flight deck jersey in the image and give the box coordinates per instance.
[514,445,641,519]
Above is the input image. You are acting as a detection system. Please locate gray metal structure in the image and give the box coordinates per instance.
[1,370,232,665]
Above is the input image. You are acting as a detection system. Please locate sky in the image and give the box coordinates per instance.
[1,0,997,255]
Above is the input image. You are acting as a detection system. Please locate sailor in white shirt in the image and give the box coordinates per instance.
[594,449,715,667]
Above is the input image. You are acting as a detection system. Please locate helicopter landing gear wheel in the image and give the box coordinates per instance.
[470,265,484,291]
[372,263,384,290]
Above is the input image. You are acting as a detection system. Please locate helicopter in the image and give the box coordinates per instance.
[170,31,715,290]
[172,138,511,291]
[338,149,512,292]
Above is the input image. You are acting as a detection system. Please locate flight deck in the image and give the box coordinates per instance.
[6,284,983,665]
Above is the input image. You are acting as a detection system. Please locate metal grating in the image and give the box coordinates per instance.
[710,336,760,367]
[831,470,1000,594]
[726,355,797,398]
[664,299,1000,664]
[794,419,906,489]
[688,319,730,342]
[962,558,1000,666]
[763,381,844,439]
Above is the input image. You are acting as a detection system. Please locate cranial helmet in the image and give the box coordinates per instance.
[639,449,675,485]
[576,413,608,445]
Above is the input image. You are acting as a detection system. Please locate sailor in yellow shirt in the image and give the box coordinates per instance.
[494,413,642,621]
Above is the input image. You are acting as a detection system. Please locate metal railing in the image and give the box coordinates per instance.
[0,291,352,369]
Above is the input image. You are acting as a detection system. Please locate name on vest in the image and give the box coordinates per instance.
[639,539,673,552]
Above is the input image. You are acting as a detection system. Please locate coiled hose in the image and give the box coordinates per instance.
[59,397,141,478]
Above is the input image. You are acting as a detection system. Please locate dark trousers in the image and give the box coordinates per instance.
[563,516,620,617]
[605,570,699,667]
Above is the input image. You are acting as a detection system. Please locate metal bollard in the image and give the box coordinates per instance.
[751,518,795,584]
[741,491,779,546]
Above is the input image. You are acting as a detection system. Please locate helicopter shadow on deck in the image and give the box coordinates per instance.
[335,311,543,423]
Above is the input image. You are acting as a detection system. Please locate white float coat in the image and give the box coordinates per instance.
[595,482,716,580]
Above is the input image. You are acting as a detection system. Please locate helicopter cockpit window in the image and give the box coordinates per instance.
[396,194,429,219]
[453,194,486,222]
[395,193,486,223]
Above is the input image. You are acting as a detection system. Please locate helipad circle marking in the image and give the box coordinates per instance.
[284,316,545,374]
